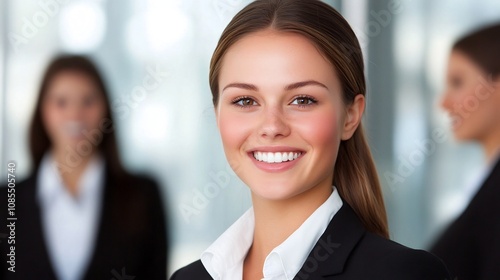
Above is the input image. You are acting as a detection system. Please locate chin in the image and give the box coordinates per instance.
[452,128,478,142]
[246,179,307,201]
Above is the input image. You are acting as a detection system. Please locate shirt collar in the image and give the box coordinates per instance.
[201,208,255,279]
[264,188,342,279]
[37,152,105,206]
[201,187,343,280]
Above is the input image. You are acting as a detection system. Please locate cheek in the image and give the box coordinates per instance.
[41,103,62,132]
[462,85,497,119]
[476,90,500,125]
[218,110,252,156]
[478,85,500,109]
[86,103,107,128]
[458,78,487,102]
[293,109,341,151]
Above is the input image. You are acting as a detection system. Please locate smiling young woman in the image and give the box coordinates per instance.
[171,1,452,279]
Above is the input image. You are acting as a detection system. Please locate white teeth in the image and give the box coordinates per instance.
[253,151,302,163]
[275,153,282,163]
[268,153,275,163]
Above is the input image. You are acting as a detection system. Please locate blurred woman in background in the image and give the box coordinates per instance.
[0,55,168,279]
[431,23,500,280]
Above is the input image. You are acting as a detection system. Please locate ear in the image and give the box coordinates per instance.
[341,94,365,140]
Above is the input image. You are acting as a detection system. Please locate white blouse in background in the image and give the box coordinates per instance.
[37,152,105,280]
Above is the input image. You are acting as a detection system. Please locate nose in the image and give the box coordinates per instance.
[66,100,86,120]
[258,107,291,139]
[440,89,453,112]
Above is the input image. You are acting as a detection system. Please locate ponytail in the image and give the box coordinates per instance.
[334,124,389,238]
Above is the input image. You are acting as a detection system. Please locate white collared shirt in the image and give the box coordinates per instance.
[37,152,105,280]
[201,187,343,280]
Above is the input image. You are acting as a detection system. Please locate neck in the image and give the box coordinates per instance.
[481,131,500,164]
[248,182,332,263]
[51,146,98,197]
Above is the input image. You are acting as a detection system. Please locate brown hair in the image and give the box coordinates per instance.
[453,23,500,77]
[29,55,125,177]
[209,0,389,238]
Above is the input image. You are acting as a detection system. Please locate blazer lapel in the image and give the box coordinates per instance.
[82,164,113,279]
[294,203,366,279]
[18,174,59,279]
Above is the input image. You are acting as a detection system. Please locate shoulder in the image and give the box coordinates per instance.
[0,173,36,190]
[436,159,500,238]
[428,160,500,279]
[130,174,162,198]
[100,170,168,230]
[170,260,211,280]
[471,159,500,203]
[0,173,36,204]
[358,233,453,279]
[118,172,160,190]
[108,171,162,200]
[109,172,165,213]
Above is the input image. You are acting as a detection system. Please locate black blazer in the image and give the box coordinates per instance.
[171,203,452,280]
[0,164,168,280]
[431,158,500,280]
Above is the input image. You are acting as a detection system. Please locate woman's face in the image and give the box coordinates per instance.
[216,30,363,201]
[42,71,107,150]
[441,50,500,142]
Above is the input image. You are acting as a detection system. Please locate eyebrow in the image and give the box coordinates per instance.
[284,80,329,91]
[222,80,329,92]
[222,83,258,92]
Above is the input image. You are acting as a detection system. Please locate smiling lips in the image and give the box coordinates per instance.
[253,151,303,163]
[248,146,305,172]
[62,121,86,138]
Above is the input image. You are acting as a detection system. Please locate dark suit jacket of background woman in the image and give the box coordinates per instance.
[0,162,168,280]
[431,158,500,280]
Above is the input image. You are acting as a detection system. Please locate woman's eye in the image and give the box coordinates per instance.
[233,97,257,107]
[82,96,96,107]
[449,77,463,88]
[291,96,317,106]
[55,98,67,108]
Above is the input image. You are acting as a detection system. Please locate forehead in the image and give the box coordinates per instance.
[46,71,99,94]
[219,30,339,88]
[448,50,485,75]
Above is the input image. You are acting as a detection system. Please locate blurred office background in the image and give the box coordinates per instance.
[1,0,499,274]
